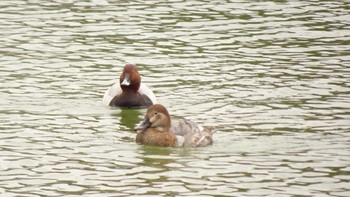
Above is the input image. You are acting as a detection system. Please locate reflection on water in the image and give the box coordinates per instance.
[120,109,142,131]
[0,0,350,196]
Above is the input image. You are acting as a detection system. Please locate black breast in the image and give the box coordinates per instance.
[109,93,153,108]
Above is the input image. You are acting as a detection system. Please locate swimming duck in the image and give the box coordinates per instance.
[102,64,157,108]
[134,104,216,147]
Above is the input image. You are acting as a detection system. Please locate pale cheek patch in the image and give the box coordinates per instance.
[150,116,156,124]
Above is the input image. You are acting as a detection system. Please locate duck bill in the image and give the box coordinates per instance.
[134,117,151,131]
[121,75,131,86]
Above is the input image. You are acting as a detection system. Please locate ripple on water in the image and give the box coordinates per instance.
[1,0,350,196]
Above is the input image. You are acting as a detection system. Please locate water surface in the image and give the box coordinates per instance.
[0,0,350,196]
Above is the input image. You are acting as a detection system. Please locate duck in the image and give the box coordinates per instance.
[102,64,157,108]
[134,104,216,147]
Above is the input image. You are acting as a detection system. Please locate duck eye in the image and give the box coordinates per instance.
[154,112,158,115]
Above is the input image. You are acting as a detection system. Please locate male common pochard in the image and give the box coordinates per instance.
[102,64,157,108]
[134,104,216,147]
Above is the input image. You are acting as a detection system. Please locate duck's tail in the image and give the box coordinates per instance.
[194,126,217,147]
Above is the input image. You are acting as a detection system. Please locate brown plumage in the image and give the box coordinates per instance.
[135,104,216,147]
[135,104,177,147]
[102,64,157,108]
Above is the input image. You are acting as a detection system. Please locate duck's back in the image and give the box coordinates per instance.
[171,119,216,147]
